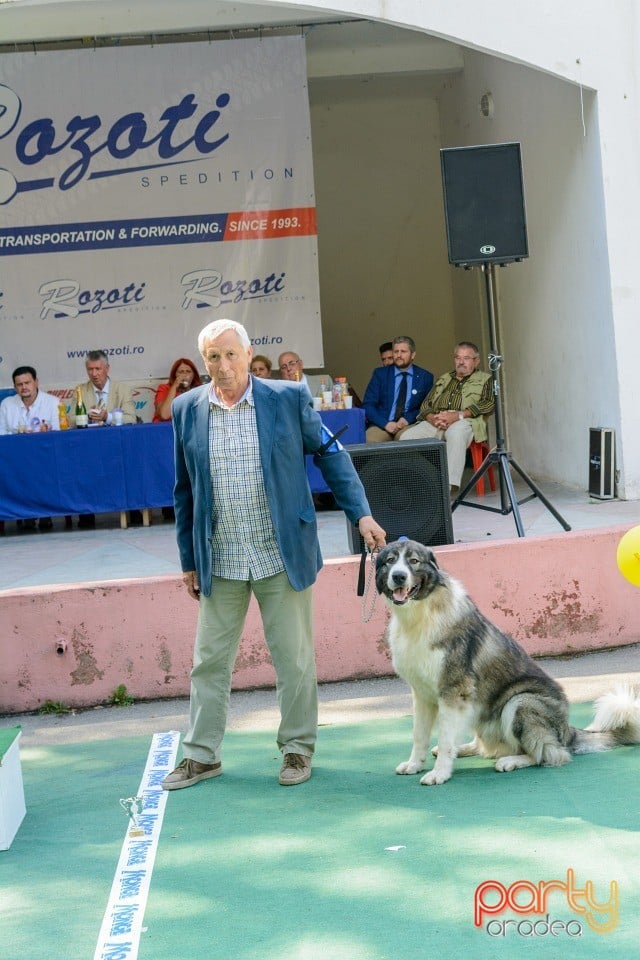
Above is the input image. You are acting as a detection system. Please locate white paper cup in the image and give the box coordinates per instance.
[312,397,322,410]
[343,395,353,409]
[323,392,332,406]
[113,410,123,426]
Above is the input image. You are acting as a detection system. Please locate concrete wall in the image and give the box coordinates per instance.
[2,524,638,714]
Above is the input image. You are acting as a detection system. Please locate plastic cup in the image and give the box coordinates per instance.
[113,409,123,426]
[312,397,322,411]
[343,395,353,409]
[323,391,332,406]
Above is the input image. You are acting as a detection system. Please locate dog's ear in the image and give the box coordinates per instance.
[428,550,439,570]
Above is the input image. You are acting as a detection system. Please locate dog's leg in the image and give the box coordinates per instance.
[496,696,572,772]
[396,691,436,775]
[432,736,479,758]
[421,702,470,785]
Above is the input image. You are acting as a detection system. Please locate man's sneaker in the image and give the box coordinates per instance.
[279,753,312,786]
[162,758,222,791]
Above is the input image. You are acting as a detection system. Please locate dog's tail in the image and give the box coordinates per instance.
[571,684,640,754]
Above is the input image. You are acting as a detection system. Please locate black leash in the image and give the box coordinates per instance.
[357,548,368,596]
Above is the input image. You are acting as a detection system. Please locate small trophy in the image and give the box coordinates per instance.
[120,796,144,837]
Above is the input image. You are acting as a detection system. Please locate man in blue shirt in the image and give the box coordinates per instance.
[363,336,433,441]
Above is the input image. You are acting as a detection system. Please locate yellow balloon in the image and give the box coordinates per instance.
[617,526,640,587]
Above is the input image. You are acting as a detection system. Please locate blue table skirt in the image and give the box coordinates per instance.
[0,422,174,520]
[0,409,366,520]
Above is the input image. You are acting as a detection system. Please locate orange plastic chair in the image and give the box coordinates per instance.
[469,441,496,496]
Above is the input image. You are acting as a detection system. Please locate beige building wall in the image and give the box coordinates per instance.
[309,76,457,396]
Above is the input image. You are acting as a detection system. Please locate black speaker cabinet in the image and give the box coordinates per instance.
[346,439,454,553]
[440,142,529,265]
[589,428,615,499]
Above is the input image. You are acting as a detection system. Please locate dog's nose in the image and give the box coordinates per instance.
[391,571,407,586]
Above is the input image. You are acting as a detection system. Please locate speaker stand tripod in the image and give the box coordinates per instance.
[451,262,571,538]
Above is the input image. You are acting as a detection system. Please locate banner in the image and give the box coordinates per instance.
[0,37,322,387]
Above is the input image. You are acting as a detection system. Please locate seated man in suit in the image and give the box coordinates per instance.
[400,341,494,495]
[363,336,433,441]
[70,350,138,528]
[70,350,137,427]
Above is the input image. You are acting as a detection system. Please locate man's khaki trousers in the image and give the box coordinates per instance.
[182,571,316,765]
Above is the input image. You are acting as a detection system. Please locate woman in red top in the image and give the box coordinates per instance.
[153,358,202,422]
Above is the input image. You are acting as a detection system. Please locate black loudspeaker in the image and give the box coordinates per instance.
[346,439,454,553]
[440,142,529,265]
[589,428,615,499]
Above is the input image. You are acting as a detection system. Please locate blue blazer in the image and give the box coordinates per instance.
[363,363,434,430]
[172,377,371,596]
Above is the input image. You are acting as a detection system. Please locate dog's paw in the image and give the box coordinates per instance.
[420,768,452,786]
[396,759,425,775]
[495,755,532,773]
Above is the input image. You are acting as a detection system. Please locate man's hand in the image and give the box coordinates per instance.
[429,411,458,431]
[88,406,108,423]
[358,515,386,551]
[182,570,201,601]
[385,418,407,435]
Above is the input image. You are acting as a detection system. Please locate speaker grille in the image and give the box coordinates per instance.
[346,439,453,553]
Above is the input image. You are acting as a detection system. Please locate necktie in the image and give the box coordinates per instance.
[393,372,408,421]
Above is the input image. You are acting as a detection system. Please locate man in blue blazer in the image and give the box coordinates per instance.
[363,336,433,441]
[163,318,386,791]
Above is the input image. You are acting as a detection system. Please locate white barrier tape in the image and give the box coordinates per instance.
[93,730,180,960]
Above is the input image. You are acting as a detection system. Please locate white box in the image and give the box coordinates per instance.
[0,727,26,850]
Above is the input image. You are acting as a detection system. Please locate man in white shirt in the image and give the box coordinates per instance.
[0,366,60,435]
[0,365,60,531]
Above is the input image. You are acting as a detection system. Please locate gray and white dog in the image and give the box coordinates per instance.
[376,538,640,785]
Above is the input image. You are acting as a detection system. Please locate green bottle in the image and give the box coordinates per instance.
[75,386,88,428]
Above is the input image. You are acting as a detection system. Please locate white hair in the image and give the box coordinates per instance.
[197,318,251,355]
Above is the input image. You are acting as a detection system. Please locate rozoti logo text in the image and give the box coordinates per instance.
[474,869,619,937]
[0,82,231,204]
[181,268,286,309]
[39,279,146,320]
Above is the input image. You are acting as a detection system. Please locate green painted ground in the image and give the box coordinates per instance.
[3,705,639,960]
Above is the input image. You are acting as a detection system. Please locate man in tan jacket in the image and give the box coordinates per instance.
[70,350,136,427]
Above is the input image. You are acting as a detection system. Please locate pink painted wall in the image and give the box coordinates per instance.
[1,525,639,713]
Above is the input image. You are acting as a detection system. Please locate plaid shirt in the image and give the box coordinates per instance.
[208,382,285,581]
